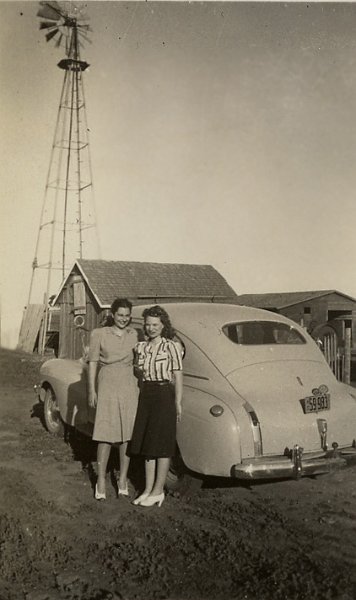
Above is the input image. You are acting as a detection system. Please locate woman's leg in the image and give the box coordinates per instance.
[143,458,156,494]
[150,457,170,496]
[97,442,111,493]
[118,442,130,489]
[132,458,156,504]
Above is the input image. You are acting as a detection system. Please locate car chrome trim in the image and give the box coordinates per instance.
[317,418,328,450]
[210,405,224,417]
[292,444,303,478]
[183,372,210,381]
[340,447,356,455]
[243,401,263,456]
[232,451,348,480]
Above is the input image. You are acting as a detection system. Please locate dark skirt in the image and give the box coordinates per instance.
[130,382,177,458]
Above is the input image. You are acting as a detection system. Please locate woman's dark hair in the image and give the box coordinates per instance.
[102,298,132,326]
[142,305,175,339]
[111,297,133,314]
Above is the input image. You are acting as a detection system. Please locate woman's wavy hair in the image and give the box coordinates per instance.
[142,305,175,339]
[103,297,133,326]
[111,297,133,314]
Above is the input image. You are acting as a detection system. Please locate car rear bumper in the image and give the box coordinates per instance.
[232,446,356,480]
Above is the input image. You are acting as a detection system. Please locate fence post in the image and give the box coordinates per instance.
[344,321,352,384]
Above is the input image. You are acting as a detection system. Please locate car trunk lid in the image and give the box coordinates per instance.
[226,360,356,455]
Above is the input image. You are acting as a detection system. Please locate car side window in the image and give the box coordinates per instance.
[223,321,306,345]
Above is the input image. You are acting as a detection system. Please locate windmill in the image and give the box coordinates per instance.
[23,1,100,354]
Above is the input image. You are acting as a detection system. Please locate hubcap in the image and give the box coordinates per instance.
[46,395,60,427]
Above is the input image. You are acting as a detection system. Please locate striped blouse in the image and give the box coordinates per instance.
[135,337,183,382]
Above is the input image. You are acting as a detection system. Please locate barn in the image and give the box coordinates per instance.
[237,290,356,382]
[51,259,238,359]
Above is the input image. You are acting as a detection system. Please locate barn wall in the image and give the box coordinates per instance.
[56,272,107,359]
[282,299,329,329]
[279,295,356,350]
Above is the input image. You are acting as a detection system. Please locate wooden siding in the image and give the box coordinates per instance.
[280,295,356,349]
[57,274,108,359]
[17,304,44,353]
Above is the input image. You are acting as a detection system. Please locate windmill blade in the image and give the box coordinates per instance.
[40,20,58,29]
[47,0,69,20]
[78,24,92,31]
[39,1,63,14]
[78,32,92,45]
[55,33,64,48]
[44,0,62,10]
[46,28,59,42]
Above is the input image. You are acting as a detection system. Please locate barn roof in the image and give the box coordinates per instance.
[236,290,356,310]
[55,259,238,307]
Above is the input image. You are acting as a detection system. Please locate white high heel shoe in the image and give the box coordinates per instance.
[132,492,150,506]
[118,484,129,497]
[139,493,165,508]
[95,484,106,501]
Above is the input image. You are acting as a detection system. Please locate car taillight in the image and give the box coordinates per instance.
[243,401,263,456]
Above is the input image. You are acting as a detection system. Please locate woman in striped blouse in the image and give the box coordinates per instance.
[130,305,183,507]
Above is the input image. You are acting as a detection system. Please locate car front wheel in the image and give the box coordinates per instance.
[43,387,64,436]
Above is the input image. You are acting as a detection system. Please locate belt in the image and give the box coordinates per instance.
[143,380,171,386]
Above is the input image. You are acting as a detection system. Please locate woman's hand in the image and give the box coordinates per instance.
[176,401,182,423]
[88,362,98,408]
[174,371,183,423]
[88,390,98,408]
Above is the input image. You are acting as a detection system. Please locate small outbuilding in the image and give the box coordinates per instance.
[237,289,356,336]
[52,259,238,359]
[237,290,356,381]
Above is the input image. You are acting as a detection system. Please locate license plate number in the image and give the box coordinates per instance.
[302,393,330,414]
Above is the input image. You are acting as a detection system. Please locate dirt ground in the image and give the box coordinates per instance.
[1,348,356,600]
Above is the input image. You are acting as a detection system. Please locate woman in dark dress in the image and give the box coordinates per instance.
[130,305,183,507]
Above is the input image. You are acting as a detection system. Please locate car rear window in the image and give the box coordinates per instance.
[222,321,306,345]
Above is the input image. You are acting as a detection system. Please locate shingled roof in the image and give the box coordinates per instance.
[65,259,238,307]
[237,290,356,310]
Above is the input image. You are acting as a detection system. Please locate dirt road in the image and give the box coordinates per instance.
[0,348,356,600]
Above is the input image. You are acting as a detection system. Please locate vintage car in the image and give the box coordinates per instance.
[37,302,356,490]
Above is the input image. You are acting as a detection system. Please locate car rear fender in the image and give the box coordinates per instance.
[178,385,246,477]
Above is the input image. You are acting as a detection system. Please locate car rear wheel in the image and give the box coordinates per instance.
[43,387,64,436]
[166,450,203,495]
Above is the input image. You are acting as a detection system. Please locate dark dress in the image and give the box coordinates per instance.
[130,338,183,458]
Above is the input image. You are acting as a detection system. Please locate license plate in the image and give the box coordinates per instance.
[301,393,331,414]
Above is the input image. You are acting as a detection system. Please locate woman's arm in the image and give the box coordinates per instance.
[88,361,98,408]
[174,370,183,422]
[87,329,101,407]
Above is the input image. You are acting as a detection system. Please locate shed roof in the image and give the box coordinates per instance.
[55,259,238,307]
[237,290,356,310]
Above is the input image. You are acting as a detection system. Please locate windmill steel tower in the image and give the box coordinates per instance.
[27,1,100,353]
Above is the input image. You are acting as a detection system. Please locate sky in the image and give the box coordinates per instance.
[2,0,356,347]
